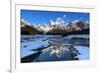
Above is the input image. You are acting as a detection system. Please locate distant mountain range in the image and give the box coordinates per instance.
[21,19,89,35]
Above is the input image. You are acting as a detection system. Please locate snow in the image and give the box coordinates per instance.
[74,46,89,60]
[64,34,89,39]
[21,35,89,61]
[21,39,49,57]
[40,26,53,33]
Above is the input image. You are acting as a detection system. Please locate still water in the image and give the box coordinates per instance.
[21,35,89,63]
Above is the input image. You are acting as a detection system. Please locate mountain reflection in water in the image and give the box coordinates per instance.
[21,35,89,63]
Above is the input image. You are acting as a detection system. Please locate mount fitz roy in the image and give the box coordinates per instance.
[21,18,89,36]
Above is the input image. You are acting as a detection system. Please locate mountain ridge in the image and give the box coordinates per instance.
[21,19,89,35]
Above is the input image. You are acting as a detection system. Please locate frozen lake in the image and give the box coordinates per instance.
[21,34,89,63]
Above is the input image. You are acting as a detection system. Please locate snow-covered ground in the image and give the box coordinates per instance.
[21,35,89,61]
[21,39,49,57]
[75,46,89,60]
[64,34,89,39]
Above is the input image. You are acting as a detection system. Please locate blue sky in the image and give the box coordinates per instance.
[21,9,90,25]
